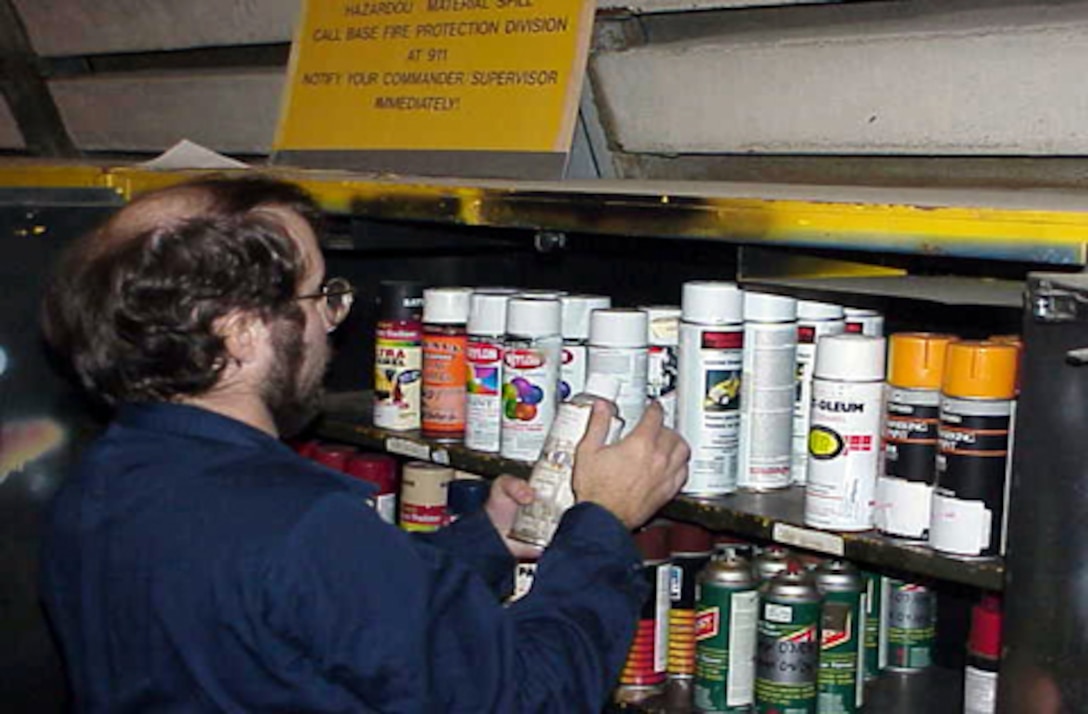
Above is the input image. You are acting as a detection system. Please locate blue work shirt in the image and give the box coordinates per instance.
[41,403,648,713]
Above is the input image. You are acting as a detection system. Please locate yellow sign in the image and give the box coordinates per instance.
[274,0,595,154]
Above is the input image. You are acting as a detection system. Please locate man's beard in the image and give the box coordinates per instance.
[263,316,327,438]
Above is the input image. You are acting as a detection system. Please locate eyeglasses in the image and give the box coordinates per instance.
[296,277,354,330]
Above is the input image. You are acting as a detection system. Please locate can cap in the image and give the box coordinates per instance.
[519,289,568,300]
[590,309,649,348]
[798,300,845,321]
[506,297,561,337]
[814,334,886,381]
[311,443,356,472]
[378,280,424,322]
[640,305,681,346]
[560,294,612,340]
[969,595,1003,659]
[468,291,511,336]
[447,478,492,519]
[744,292,798,322]
[633,522,671,561]
[344,453,398,493]
[669,521,713,554]
[681,281,743,324]
[583,372,622,402]
[888,333,957,389]
[844,307,880,317]
[423,287,472,324]
[942,340,1019,399]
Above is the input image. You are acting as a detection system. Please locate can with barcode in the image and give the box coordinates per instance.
[755,568,821,714]
[693,554,759,713]
[814,560,865,713]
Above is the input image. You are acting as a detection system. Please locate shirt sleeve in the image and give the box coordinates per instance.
[414,510,516,598]
[265,496,647,713]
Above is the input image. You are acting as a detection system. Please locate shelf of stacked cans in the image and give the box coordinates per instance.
[314,278,1016,593]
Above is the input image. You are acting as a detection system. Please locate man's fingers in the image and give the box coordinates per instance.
[629,400,665,444]
[578,399,615,455]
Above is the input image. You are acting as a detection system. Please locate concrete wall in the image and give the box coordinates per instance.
[0,100,25,149]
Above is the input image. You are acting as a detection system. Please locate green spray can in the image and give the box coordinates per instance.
[694,554,759,712]
[880,577,936,672]
[814,560,865,714]
[752,545,796,583]
[862,571,881,681]
[755,568,820,714]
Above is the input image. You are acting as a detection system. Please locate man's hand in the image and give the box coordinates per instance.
[485,475,544,560]
[572,400,690,530]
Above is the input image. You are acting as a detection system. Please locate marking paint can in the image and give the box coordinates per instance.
[693,554,759,713]
[755,568,821,714]
[792,301,845,485]
[738,292,798,490]
[875,333,956,541]
[500,298,562,462]
[879,577,935,672]
[465,290,515,453]
[804,334,886,532]
[643,305,681,429]
[399,461,453,533]
[931,340,1019,557]
[814,560,865,713]
[843,307,884,337]
[559,294,611,401]
[589,309,650,438]
[373,280,424,431]
[678,281,745,496]
[421,287,472,441]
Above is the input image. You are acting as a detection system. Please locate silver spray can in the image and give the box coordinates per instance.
[739,292,798,491]
[510,372,624,546]
[559,294,611,401]
[793,301,846,485]
[589,309,649,438]
[804,334,886,531]
[464,290,515,453]
[678,281,745,496]
[500,298,562,462]
[844,307,885,337]
[642,305,681,429]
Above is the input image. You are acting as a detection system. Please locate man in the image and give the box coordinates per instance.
[39,176,690,713]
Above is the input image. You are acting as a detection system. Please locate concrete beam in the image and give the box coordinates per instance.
[50,70,284,154]
[13,0,298,57]
[591,3,1088,155]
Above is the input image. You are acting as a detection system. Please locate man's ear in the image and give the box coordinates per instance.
[218,311,268,366]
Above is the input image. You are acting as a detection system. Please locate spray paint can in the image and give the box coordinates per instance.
[509,373,623,546]
[310,443,356,472]
[753,545,798,583]
[617,523,673,704]
[500,298,562,462]
[793,301,846,485]
[559,294,611,401]
[879,577,935,672]
[755,568,821,714]
[446,478,491,523]
[843,307,884,337]
[678,281,745,496]
[714,534,756,561]
[931,340,1019,557]
[876,333,956,541]
[804,334,886,531]
[643,305,681,429]
[814,560,865,714]
[373,280,424,431]
[667,522,713,691]
[739,292,798,491]
[344,453,399,525]
[862,571,881,681]
[465,291,514,453]
[399,462,453,533]
[693,554,759,713]
[964,595,1002,714]
[589,309,649,438]
[422,287,472,441]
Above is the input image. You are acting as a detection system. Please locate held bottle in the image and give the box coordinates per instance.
[509,373,624,547]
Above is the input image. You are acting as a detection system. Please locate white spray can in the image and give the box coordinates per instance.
[500,298,562,462]
[792,301,846,485]
[677,281,745,496]
[845,307,885,337]
[804,334,886,531]
[509,373,624,547]
[588,309,649,438]
[641,305,681,429]
[559,294,612,401]
[464,290,515,453]
[738,292,798,490]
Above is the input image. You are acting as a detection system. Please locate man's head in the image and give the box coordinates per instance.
[42,176,337,433]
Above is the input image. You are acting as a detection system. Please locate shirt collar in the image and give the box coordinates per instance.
[116,402,290,452]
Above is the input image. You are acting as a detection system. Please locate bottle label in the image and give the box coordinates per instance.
[465,337,503,452]
[422,330,468,438]
[374,320,422,431]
